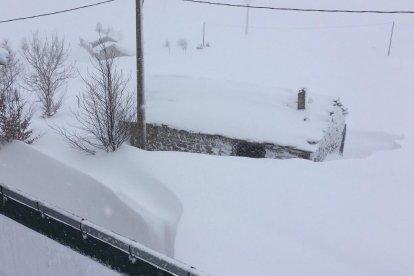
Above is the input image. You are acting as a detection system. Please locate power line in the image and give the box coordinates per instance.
[398,22,414,27]
[0,0,116,24]
[213,22,391,31]
[182,0,414,14]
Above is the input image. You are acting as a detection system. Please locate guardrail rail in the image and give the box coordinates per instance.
[0,184,207,276]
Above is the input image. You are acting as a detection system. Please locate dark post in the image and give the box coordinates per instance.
[340,124,347,155]
[387,21,395,57]
[245,5,250,35]
[202,22,206,47]
[134,0,146,149]
[298,88,306,110]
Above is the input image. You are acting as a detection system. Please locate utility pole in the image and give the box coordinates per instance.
[388,21,395,57]
[245,5,250,35]
[134,0,146,149]
[203,22,206,47]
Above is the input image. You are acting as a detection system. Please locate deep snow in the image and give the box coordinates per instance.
[0,141,181,256]
[1,0,414,276]
[0,215,119,276]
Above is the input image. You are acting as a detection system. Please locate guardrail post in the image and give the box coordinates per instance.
[128,245,138,264]
[1,189,6,210]
[35,201,44,219]
[0,185,4,213]
[80,219,88,240]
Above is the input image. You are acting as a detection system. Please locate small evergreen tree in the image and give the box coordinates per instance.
[0,90,34,144]
[0,41,35,145]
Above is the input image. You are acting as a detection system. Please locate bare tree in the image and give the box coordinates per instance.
[0,41,20,94]
[96,22,113,37]
[21,33,73,117]
[177,39,188,54]
[0,41,35,145]
[57,47,135,154]
[163,40,171,54]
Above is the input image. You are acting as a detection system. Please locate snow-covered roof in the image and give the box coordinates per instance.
[80,37,133,60]
[94,43,134,60]
[90,36,117,49]
[146,75,341,152]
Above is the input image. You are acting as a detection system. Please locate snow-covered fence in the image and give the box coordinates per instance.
[311,100,348,161]
[0,184,207,276]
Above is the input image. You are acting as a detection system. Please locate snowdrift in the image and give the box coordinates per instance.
[0,141,181,256]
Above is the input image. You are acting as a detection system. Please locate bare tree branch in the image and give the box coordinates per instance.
[57,42,135,154]
[21,32,74,117]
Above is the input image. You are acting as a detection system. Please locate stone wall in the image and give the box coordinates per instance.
[144,99,347,162]
[146,124,312,160]
[147,124,234,156]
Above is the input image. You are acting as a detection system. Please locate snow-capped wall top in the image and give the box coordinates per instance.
[146,75,345,152]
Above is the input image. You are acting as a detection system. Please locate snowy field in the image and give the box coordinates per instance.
[1,0,414,275]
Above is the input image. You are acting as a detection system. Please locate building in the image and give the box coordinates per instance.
[80,35,133,60]
[143,76,347,162]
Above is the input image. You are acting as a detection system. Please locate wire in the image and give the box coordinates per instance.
[398,22,414,27]
[213,22,391,31]
[182,0,414,14]
[0,0,116,24]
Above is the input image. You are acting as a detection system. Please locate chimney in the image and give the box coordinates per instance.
[298,89,306,110]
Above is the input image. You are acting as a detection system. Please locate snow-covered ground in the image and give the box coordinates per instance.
[0,215,119,276]
[1,0,414,275]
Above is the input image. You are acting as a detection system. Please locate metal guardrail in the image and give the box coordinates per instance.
[0,184,207,276]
